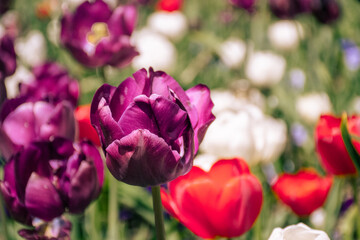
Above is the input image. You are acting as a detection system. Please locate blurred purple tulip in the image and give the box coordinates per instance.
[269,0,299,19]
[229,0,256,12]
[60,0,138,68]
[0,35,16,80]
[19,62,80,107]
[19,217,72,240]
[0,138,104,223]
[341,39,360,71]
[0,99,75,160]
[0,0,11,14]
[91,68,215,186]
[311,0,341,24]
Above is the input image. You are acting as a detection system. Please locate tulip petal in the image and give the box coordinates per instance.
[25,173,65,221]
[108,5,137,36]
[106,129,186,186]
[68,161,98,213]
[80,141,104,187]
[186,84,215,153]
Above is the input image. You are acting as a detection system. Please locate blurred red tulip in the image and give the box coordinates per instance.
[315,114,358,175]
[161,158,263,239]
[75,104,101,146]
[156,0,183,12]
[272,169,333,216]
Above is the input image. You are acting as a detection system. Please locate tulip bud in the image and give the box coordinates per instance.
[268,223,330,240]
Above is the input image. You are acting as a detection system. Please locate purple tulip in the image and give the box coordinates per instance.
[0,138,104,223]
[60,0,138,68]
[269,0,299,19]
[311,0,341,24]
[0,0,11,14]
[341,39,360,71]
[229,0,256,12]
[19,62,80,107]
[0,99,76,160]
[0,35,16,80]
[18,217,72,240]
[91,68,215,186]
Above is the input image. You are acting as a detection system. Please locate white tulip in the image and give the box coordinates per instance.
[296,93,332,124]
[4,65,33,98]
[268,20,303,51]
[193,153,218,172]
[147,11,188,41]
[200,101,287,164]
[245,51,286,87]
[131,28,176,73]
[15,30,47,67]
[218,38,247,69]
[268,223,330,240]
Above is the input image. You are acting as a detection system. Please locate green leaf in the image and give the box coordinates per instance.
[340,113,360,171]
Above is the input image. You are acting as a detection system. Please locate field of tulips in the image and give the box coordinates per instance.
[1,0,360,239]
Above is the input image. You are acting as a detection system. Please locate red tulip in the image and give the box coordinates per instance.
[161,158,263,239]
[272,169,333,216]
[75,105,101,146]
[315,114,357,175]
[156,0,183,12]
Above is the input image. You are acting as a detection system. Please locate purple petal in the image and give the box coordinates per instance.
[80,141,104,187]
[105,129,190,186]
[0,127,18,160]
[25,173,65,221]
[108,5,137,36]
[185,84,215,153]
[68,161,99,213]
[118,95,159,136]
[149,94,189,144]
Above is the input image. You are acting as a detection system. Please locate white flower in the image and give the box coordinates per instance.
[218,38,247,69]
[209,90,247,114]
[268,20,303,51]
[147,11,188,41]
[47,18,61,46]
[4,65,33,98]
[289,68,306,90]
[200,102,287,164]
[296,93,332,124]
[268,223,330,240]
[245,51,286,87]
[15,30,47,67]
[310,208,326,229]
[193,154,218,172]
[131,28,176,72]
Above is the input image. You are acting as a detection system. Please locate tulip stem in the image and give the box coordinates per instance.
[97,67,107,84]
[0,195,9,239]
[107,175,119,240]
[151,185,166,240]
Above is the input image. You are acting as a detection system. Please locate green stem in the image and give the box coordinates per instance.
[97,67,107,84]
[0,194,9,240]
[151,185,166,240]
[70,214,84,240]
[107,175,119,240]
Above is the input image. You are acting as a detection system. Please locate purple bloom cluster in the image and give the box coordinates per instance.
[60,0,138,68]
[269,0,341,24]
[0,138,104,224]
[0,35,16,106]
[229,0,256,12]
[91,68,215,186]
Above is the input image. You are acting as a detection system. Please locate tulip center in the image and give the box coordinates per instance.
[86,22,109,45]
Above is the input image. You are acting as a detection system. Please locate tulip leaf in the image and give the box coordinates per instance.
[340,113,360,172]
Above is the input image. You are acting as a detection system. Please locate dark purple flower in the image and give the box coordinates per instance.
[91,68,215,186]
[0,99,75,160]
[0,0,11,14]
[311,0,341,24]
[0,35,16,80]
[0,138,104,223]
[229,0,256,12]
[18,217,72,240]
[296,0,313,13]
[60,0,138,68]
[19,62,80,107]
[269,0,300,19]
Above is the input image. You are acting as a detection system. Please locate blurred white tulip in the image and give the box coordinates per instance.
[268,20,303,51]
[200,101,287,165]
[147,11,188,41]
[15,30,47,67]
[131,28,176,72]
[310,208,326,229]
[246,51,286,87]
[193,153,218,172]
[296,93,332,124]
[268,223,330,240]
[5,65,33,98]
[218,38,247,69]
